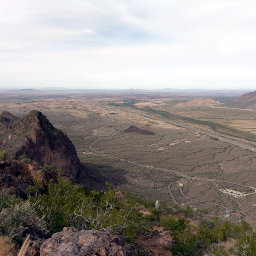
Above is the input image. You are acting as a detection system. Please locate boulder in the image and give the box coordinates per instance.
[40,227,136,256]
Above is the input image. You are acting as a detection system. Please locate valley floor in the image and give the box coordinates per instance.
[1,92,256,224]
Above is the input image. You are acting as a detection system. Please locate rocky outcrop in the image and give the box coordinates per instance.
[40,227,136,256]
[0,160,60,198]
[0,110,82,179]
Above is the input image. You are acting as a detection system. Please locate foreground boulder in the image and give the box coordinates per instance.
[0,110,81,179]
[40,227,136,256]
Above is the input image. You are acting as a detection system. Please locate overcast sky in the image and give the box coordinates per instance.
[0,0,256,90]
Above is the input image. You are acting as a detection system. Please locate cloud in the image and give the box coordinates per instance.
[0,0,256,89]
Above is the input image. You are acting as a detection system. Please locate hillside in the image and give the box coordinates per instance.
[228,91,256,109]
[174,98,220,107]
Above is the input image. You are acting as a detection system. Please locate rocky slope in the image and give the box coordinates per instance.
[0,110,81,179]
[0,160,60,198]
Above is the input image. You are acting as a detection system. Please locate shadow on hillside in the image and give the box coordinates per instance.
[80,162,128,190]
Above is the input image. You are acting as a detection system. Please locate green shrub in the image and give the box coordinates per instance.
[172,228,201,256]
[170,217,251,256]
[161,215,188,232]
[0,201,46,245]
[0,150,6,161]
[29,178,87,233]
[148,208,161,221]
[208,245,228,256]
[183,205,195,217]
[0,189,19,211]
[233,231,256,256]
[28,178,151,240]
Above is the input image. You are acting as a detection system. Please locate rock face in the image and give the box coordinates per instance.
[40,227,136,256]
[0,110,81,179]
[0,160,59,198]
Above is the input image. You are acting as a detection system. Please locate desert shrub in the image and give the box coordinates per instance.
[161,203,174,215]
[171,217,252,256]
[17,153,32,163]
[208,245,228,256]
[0,150,6,161]
[233,231,256,256]
[29,178,151,240]
[0,189,19,211]
[171,228,201,256]
[29,178,86,233]
[161,215,188,232]
[0,201,46,245]
[198,218,251,243]
[183,205,195,217]
[171,225,223,256]
[148,208,162,221]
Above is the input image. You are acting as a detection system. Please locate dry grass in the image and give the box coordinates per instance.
[0,236,16,256]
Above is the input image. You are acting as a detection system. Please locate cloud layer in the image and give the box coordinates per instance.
[0,0,256,89]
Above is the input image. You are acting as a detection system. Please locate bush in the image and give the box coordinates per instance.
[148,208,161,221]
[171,217,253,256]
[0,189,19,212]
[29,178,85,233]
[161,215,188,232]
[0,201,47,245]
[208,245,228,256]
[233,231,256,256]
[0,150,6,161]
[172,228,201,256]
[28,178,151,240]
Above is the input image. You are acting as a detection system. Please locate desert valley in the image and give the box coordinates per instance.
[1,89,256,224]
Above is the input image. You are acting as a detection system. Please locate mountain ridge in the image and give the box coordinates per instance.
[0,110,82,179]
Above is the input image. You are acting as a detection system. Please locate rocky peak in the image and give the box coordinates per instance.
[0,110,82,180]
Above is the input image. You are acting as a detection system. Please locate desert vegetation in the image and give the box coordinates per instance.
[1,179,256,255]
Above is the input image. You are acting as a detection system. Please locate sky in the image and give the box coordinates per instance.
[0,0,256,90]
